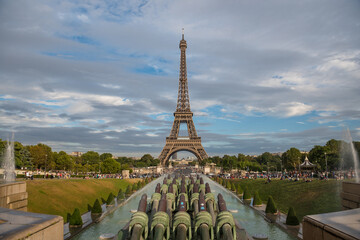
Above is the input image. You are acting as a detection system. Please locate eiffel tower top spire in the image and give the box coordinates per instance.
[176,28,191,112]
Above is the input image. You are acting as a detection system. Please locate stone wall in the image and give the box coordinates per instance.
[0,181,27,211]
[0,207,63,240]
[303,208,360,240]
[341,182,360,209]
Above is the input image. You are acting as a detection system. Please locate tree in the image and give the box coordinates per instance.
[27,143,53,170]
[14,141,31,169]
[54,151,74,170]
[309,145,326,170]
[101,158,120,173]
[141,154,154,165]
[282,148,301,169]
[257,152,273,165]
[81,151,100,165]
[100,153,112,162]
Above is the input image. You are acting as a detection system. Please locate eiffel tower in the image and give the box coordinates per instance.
[158,30,208,165]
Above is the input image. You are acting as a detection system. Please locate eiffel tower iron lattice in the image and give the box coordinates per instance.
[158,31,208,165]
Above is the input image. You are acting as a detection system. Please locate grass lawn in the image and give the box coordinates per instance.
[233,179,343,221]
[26,178,140,220]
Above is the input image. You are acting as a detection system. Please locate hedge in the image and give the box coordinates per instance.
[286,207,300,225]
[243,187,251,200]
[106,192,115,205]
[253,191,262,206]
[265,196,277,214]
[69,208,83,226]
[91,199,102,214]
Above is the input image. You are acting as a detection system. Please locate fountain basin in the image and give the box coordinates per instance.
[341,181,360,210]
[0,181,28,211]
[303,208,360,240]
[0,207,63,239]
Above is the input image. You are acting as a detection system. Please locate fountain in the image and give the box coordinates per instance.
[303,128,360,240]
[1,133,16,182]
[341,128,360,183]
[0,133,28,211]
[339,128,360,210]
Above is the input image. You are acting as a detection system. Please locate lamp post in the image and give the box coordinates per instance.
[44,154,47,179]
[325,152,328,179]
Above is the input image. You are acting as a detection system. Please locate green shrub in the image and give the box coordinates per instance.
[66,212,71,223]
[218,178,223,185]
[145,178,149,184]
[236,184,243,195]
[69,208,83,226]
[253,191,262,206]
[101,197,106,204]
[133,183,138,191]
[137,181,142,189]
[222,180,227,187]
[265,196,277,214]
[118,189,125,199]
[106,192,115,205]
[231,182,236,191]
[87,204,92,212]
[91,199,102,214]
[226,181,232,190]
[125,185,132,196]
[243,187,251,200]
[286,207,299,225]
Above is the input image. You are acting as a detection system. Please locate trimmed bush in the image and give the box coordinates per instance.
[118,189,125,199]
[253,191,262,206]
[125,185,132,196]
[87,204,92,212]
[236,184,243,195]
[92,199,102,214]
[101,197,107,204]
[226,181,232,190]
[265,196,277,214]
[286,207,300,226]
[106,192,115,205]
[66,212,71,223]
[231,182,236,192]
[243,187,251,200]
[69,208,83,226]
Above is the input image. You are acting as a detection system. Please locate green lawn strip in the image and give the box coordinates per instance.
[234,179,342,221]
[27,179,138,220]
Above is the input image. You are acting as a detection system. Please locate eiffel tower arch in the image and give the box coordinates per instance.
[159,30,208,165]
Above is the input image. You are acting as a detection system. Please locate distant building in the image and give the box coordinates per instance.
[69,152,83,157]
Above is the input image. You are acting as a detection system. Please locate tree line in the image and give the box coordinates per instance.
[201,139,360,172]
[1,138,358,173]
[0,139,159,174]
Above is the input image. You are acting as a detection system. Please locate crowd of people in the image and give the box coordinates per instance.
[215,169,358,183]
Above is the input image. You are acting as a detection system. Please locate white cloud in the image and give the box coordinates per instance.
[77,14,90,23]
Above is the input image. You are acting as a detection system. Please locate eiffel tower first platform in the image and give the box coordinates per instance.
[158,31,208,165]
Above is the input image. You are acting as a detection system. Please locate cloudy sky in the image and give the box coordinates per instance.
[0,0,359,157]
